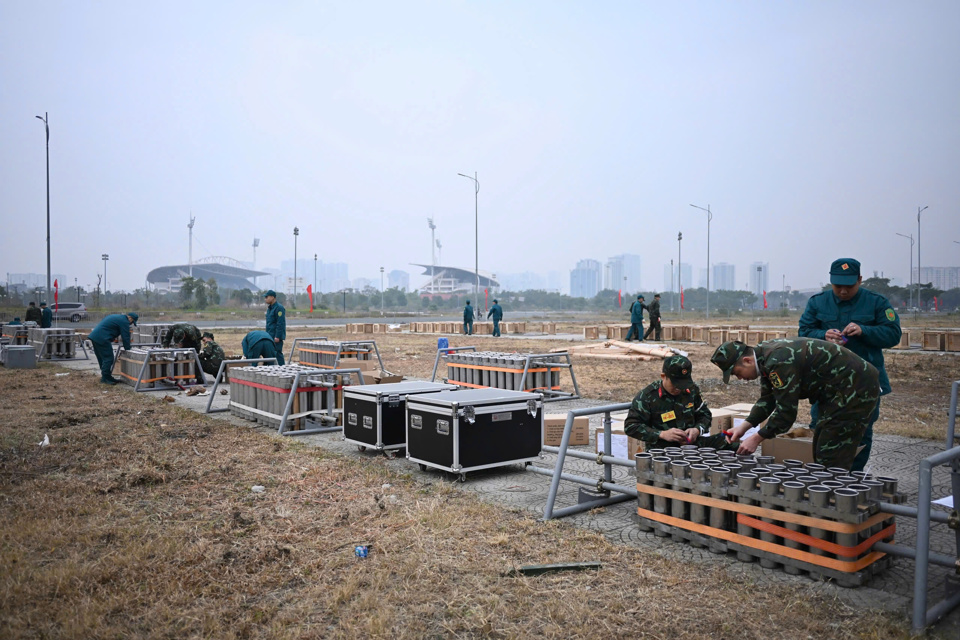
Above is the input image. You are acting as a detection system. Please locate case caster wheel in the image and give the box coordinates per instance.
[418,463,427,472]
[357,446,367,452]
[458,474,467,483]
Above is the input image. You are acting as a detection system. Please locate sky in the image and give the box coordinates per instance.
[2,1,959,294]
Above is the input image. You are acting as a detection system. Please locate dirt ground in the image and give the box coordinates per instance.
[0,364,919,639]
[209,326,960,442]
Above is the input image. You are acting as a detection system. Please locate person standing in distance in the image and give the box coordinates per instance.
[487,299,503,337]
[626,295,645,342]
[799,258,901,471]
[25,302,42,324]
[263,289,286,365]
[643,294,662,341]
[463,300,474,336]
[40,302,53,328]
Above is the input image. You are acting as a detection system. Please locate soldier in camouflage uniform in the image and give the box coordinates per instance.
[710,338,880,470]
[161,322,205,384]
[623,355,736,450]
[198,331,225,377]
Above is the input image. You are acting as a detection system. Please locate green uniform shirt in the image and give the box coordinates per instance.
[163,323,202,349]
[25,307,42,323]
[646,299,661,320]
[242,330,275,359]
[487,304,502,321]
[746,338,880,439]
[463,304,474,322]
[40,307,53,328]
[198,340,225,375]
[623,380,712,445]
[265,302,286,340]
[89,314,133,350]
[629,301,645,324]
[798,287,901,395]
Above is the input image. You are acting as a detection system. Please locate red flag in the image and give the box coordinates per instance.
[485,288,488,312]
[934,296,939,312]
[54,279,59,310]
[680,287,684,309]
[763,290,768,309]
[306,284,313,313]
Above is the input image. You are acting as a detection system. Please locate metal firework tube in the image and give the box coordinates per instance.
[651,456,671,538]
[688,464,710,548]
[670,460,690,541]
[758,476,783,569]
[635,452,654,532]
[736,472,759,562]
[782,481,806,575]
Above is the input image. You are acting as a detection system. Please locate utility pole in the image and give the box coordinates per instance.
[293,227,299,308]
[188,213,195,277]
[427,218,436,293]
[689,204,712,318]
[917,205,928,314]
[457,172,480,302]
[677,232,683,320]
[35,113,50,306]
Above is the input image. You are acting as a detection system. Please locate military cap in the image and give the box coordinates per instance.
[493,299,498,303]
[710,340,750,383]
[202,331,214,340]
[654,293,660,298]
[126,311,139,326]
[40,301,47,307]
[662,354,693,385]
[638,295,645,300]
[829,258,861,286]
[263,289,277,298]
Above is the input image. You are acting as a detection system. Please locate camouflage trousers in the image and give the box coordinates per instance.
[811,381,880,470]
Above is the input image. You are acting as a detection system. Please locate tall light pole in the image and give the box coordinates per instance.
[102,254,109,301]
[670,259,675,311]
[895,232,914,308]
[252,238,260,288]
[917,205,928,312]
[427,218,436,292]
[458,172,480,301]
[380,266,385,314]
[293,227,299,308]
[689,204,712,318]
[677,232,683,320]
[187,214,195,277]
[35,113,50,305]
[314,253,318,306]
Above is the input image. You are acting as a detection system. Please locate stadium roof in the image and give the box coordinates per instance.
[147,262,268,290]
[412,264,500,288]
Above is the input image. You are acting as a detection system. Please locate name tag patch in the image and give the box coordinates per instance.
[661,411,676,422]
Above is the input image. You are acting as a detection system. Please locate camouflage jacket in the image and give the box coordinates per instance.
[747,338,880,439]
[623,380,712,445]
[163,323,202,348]
[198,340,225,372]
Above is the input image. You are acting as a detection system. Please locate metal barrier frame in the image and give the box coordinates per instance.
[518,352,581,402]
[530,403,635,519]
[430,345,478,382]
[33,333,90,361]
[112,347,206,393]
[204,357,280,413]
[292,338,385,372]
[286,336,329,363]
[275,368,366,436]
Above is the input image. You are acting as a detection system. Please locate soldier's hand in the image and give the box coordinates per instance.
[661,428,687,443]
[684,428,700,443]
[737,433,763,455]
[274,338,280,343]
[726,422,752,444]
[841,323,862,337]
[825,328,844,344]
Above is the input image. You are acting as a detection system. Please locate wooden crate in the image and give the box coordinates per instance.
[583,326,600,340]
[707,329,727,346]
[662,326,674,340]
[945,333,960,352]
[606,325,628,340]
[542,322,556,334]
[690,327,709,342]
[743,330,763,344]
[763,331,787,341]
[726,330,742,342]
[922,331,946,351]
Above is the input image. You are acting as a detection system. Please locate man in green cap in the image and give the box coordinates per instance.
[463,300,474,335]
[799,258,901,471]
[487,299,503,337]
[626,295,646,342]
[40,302,53,328]
[88,312,139,385]
[198,331,226,377]
[241,330,278,363]
[263,289,286,365]
[623,354,736,450]
[710,338,880,469]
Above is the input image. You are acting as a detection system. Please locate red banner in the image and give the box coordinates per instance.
[763,290,768,310]
[306,284,313,313]
[618,289,622,308]
[485,288,488,312]
[53,279,59,310]
[934,296,939,312]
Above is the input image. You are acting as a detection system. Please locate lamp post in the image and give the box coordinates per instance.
[380,267,385,314]
[895,232,914,308]
[670,259,675,311]
[313,253,317,308]
[689,204,712,318]
[677,232,683,320]
[916,206,928,313]
[457,172,480,301]
[101,254,109,303]
[293,227,299,308]
[35,113,51,306]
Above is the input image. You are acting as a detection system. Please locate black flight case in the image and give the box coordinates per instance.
[342,381,456,453]
[405,388,543,480]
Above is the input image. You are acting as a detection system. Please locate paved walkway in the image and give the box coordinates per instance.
[52,349,960,635]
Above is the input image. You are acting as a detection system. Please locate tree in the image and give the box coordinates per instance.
[179,277,196,307]
[194,280,209,309]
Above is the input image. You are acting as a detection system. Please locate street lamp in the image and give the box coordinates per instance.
[314,253,318,309]
[75,277,78,302]
[916,206,928,313]
[36,113,51,307]
[457,172,480,301]
[101,254,109,302]
[293,227,299,308]
[677,232,683,320]
[380,266,385,315]
[895,232,914,308]
[689,204,712,318]
[670,259,675,311]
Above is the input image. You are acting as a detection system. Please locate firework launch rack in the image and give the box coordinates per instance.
[429,346,580,402]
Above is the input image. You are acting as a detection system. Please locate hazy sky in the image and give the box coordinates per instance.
[2,1,958,293]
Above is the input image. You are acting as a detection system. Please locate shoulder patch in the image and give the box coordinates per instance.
[769,371,785,389]
[686,402,694,408]
[278,311,283,317]
[885,308,896,322]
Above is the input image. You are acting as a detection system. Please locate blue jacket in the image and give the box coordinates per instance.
[463,304,474,322]
[265,302,286,340]
[630,300,645,324]
[799,288,901,395]
[487,304,503,321]
[41,307,53,328]
[89,314,133,350]
[242,330,275,358]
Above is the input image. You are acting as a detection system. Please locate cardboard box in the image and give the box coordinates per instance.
[368,370,403,384]
[760,426,864,464]
[543,414,590,446]
[708,408,739,435]
[595,427,642,460]
[339,357,379,372]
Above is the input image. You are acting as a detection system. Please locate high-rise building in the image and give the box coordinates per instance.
[388,270,410,292]
[713,263,736,291]
[570,259,602,298]
[914,267,960,292]
[604,254,642,293]
[698,268,708,288]
[500,272,546,291]
[663,263,693,293]
[750,262,770,298]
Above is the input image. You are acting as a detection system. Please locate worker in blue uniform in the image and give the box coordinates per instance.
[487,299,503,337]
[241,330,278,363]
[89,312,139,385]
[463,300,474,335]
[799,258,902,471]
[40,302,53,328]
[264,289,286,365]
[626,295,646,342]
